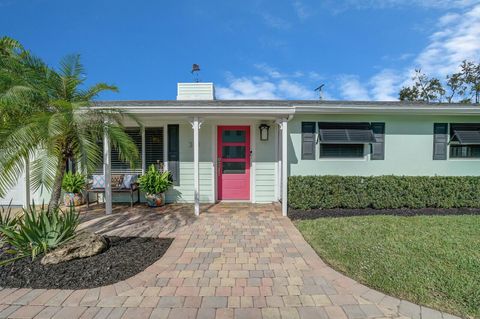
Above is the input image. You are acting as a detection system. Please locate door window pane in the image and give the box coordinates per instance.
[222,162,246,174]
[222,130,246,143]
[222,146,246,158]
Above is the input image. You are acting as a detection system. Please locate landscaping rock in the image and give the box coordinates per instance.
[41,231,108,265]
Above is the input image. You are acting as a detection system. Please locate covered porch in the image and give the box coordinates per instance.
[95,107,292,217]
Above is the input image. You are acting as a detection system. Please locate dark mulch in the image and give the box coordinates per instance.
[0,236,173,289]
[289,207,480,220]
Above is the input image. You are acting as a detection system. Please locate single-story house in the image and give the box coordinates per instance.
[2,82,480,216]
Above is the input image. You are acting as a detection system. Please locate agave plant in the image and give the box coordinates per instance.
[0,203,79,264]
[0,203,18,254]
[0,203,18,230]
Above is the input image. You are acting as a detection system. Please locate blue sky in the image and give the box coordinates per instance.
[1,0,479,101]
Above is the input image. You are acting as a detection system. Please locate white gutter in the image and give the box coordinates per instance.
[90,105,295,116]
[90,103,480,116]
[294,104,480,115]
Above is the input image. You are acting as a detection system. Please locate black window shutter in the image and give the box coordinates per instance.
[301,122,316,160]
[371,122,385,160]
[168,124,180,185]
[433,123,448,160]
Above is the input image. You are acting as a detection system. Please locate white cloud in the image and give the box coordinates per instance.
[369,70,402,101]
[254,63,285,79]
[216,65,319,100]
[338,75,370,100]
[216,77,279,99]
[336,0,479,10]
[216,76,316,100]
[293,1,312,20]
[261,13,291,30]
[335,2,480,100]
[278,80,316,99]
[415,3,480,77]
[220,2,480,101]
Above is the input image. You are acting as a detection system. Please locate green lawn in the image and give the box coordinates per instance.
[295,215,480,318]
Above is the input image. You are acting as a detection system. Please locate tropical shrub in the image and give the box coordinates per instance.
[0,204,79,263]
[62,172,86,193]
[0,204,18,230]
[138,165,172,195]
[0,36,140,211]
[288,175,480,210]
[0,204,18,251]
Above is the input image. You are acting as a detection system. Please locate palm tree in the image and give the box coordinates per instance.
[0,37,140,210]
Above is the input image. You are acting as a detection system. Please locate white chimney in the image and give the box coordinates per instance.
[177,83,215,100]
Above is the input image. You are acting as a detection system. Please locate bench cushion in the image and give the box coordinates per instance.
[92,175,106,189]
[122,174,138,189]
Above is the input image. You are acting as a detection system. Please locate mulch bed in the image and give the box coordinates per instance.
[0,236,173,289]
[289,207,480,220]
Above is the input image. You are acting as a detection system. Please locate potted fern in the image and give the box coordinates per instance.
[138,165,172,207]
[62,172,86,207]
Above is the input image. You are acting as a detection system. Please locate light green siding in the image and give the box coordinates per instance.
[166,123,214,203]
[289,114,480,177]
[255,162,276,202]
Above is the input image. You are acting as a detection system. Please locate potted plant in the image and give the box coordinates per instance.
[138,165,172,207]
[62,172,86,207]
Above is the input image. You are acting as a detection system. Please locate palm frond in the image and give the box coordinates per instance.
[0,36,23,56]
[30,151,57,194]
[76,83,118,101]
[106,124,140,167]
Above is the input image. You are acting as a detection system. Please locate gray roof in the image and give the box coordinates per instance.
[92,99,478,108]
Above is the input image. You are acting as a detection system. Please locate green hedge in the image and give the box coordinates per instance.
[288,175,480,210]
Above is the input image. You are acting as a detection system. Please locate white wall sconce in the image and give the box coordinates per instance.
[259,124,270,141]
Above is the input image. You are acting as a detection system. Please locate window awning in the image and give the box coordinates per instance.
[318,122,376,144]
[450,123,480,145]
[451,130,480,145]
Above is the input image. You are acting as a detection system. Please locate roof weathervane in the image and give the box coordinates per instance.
[314,84,325,100]
[191,64,201,82]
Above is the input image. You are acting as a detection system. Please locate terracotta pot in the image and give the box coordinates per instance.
[145,193,165,207]
[63,192,83,207]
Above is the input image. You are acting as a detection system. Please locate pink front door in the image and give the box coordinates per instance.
[217,126,250,200]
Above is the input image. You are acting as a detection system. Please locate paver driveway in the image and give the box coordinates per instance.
[0,204,457,319]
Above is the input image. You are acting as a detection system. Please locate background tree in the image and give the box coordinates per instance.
[445,72,465,103]
[399,69,445,102]
[0,36,140,210]
[460,60,480,104]
[399,60,480,104]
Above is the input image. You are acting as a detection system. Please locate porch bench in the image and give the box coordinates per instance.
[86,174,140,208]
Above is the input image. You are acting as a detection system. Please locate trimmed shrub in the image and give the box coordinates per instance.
[288,175,480,210]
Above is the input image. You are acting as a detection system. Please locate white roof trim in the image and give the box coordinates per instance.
[294,104,480,115]
[90,103,480,116]
[91,105,295,116]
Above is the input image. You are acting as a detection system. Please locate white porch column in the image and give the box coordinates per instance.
[103,129,112,215]
[281,118,288,217]
[141,126,146,174]
[192,117,201,216]
[25,156,30,208]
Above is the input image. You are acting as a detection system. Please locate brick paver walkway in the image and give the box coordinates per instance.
[0,204,459,319]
